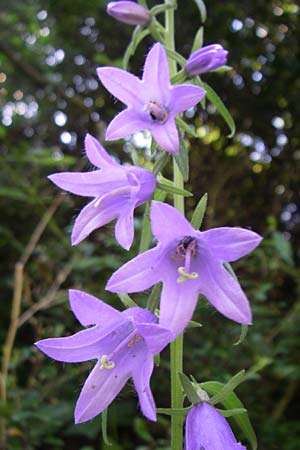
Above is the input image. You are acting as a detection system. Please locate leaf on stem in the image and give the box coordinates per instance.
[191,193,208,229]
[152,151,170,176]
[101,408,112,446]
[173,134,189,182]
[157,407,192,416]
[117,293,138,309]
[191,26,204,53]
[192,0,207,23]
[178,372,201,404]
[208,370,245,405]
[123,26,150,70]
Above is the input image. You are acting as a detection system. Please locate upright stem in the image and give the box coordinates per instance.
[165,2,185,449]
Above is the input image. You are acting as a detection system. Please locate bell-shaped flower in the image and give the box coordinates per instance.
[185,402,247,450]
[97,43,206,153]
[107,1,151,25]
[185,44,228,76]
[48,133,156,250]
[107,201,262,335]
[35,289,172,424]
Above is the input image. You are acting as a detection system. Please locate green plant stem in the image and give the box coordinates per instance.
[139,201,152,253]
[165,2,185,449]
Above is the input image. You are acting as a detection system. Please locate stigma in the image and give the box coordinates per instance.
[146,100,169,124]
[174,236,199,284]
[100,354,115,370]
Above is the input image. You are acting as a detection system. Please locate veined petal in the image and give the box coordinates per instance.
[186,403,247,450]
[74,353,131,423]
[35,318,132,363]
[106,109,147,141]
[69,289,122,327]
[85,133,118,169]
[115,204,136,250]
[97,67,143,109]
[136,322,172,354]
[71,188,132,245]
[150,119,179,153]
[132,351,156,421]
[151,201,196,244]
[169,84,206,114]
[48,169,127,197]
[200,227,263,262]
[198,253,252,324]
[106,246,163,293]
[142,43,171,104]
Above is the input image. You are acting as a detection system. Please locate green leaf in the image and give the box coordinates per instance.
[192,0,207,23]
[101,408,111,446]
[187,319,203,328]
[201,381,257,450]
[126,142,141,166]
[178,373,200,404]
[191,193,208,229]
[217,408,247,417]
[191,26,204,53]
[164,47,187,67]
[123,26,150,70]
[147,283,162,312]
[134,417,152,442]
[117,293,138,309]
[152,151,170,176]
[224,262,238,281]
[209,370,245,405]
[244,357,272,381]
[157,180,193,197]
[157,407,191,416]
[154,189,168,202]
[176,117,198,138]
[272,231,294,265]
[234,324,248,346]
[173,134,189,182]
[200,81,236,137]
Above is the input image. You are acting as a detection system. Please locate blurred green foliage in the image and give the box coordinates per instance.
[0,0,300,449]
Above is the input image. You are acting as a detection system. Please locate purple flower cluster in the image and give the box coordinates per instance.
[36,20,260,447]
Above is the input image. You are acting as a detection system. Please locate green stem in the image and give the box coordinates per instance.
[139,201,151,253]
[165,2,185,449]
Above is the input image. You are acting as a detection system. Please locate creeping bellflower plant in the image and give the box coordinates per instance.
[185,403,247,450]
[185,44,228,76]
[49,133,156,250]
[107,201,262,334]
[106,1,151,25]
[97,43,206,153]
[35,290,171,423]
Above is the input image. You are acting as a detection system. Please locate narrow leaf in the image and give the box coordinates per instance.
[176,117,198,138]
[217,408,247,418]
[200,81,236,137]
[187,319,203,328]
[191,193,208,229]
[164,47,187,67]
[191,26,204,53]
[157,407,191,416]
[154,189,168,202]
[193,0,207,23]
[153,151,170,176]
[123,26,150,70]
[101,408,112,446]
[224,262,238,281]
[209,370,245,405]
[126,143,141,166]
[201,381,257,450]
[234,324,248,346]
[117,293,138,309]
[178,373,200,404]
[173,134,189,182]
[147,283,162,312]
[157,181,193,197]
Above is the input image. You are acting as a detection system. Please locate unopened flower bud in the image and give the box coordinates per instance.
[106,1,151,26]
[185,44,228,76]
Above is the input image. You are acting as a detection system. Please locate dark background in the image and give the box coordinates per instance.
[0,0,299,449]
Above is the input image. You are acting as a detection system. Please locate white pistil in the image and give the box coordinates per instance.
[99,354,115,370]
[177,266,199,284]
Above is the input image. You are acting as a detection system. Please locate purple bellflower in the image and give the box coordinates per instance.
[185,44,228,76]
[107,1,151,26]
[48,133,156,250]
[35,289,172,424]
[97,43,206,153]
[107,201,262,335]
[185,402,247,450]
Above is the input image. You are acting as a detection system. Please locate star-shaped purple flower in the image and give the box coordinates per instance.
[106,201,262,335]
[35,289,171,424]
[48,133,156,250]
[185,403,247,450]
[97,43,206,153]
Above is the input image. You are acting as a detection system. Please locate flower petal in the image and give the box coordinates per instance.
[69,289,122,327]
[106,109,147,141]
[71,189,132,245]
[48,168,127,197]
[186,403,247,450]
[151,201,196,244]
[150,119,179,153]
[136,322,172,354]
[35,318,132,363]
[106,246,163,293]
[132,352,156,421]
[169,84,206,114]
[198,253,252,324]
[74,355,131,423]
[97,67,143,108]
[142,43,171,104]
[85,133,118,168]
[115,204,136,250]
[200,227,263,262]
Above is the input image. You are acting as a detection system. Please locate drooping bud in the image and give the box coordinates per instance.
[185,44,228,76]
[106,1,151,26]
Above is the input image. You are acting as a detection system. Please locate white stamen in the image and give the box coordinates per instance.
[100,354,115,370]
[177,266,199,284]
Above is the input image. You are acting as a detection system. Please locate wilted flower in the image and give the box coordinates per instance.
[97,43,205,153]
[35,289,171,423]
[107,1,151,26]
[107,201,262,335]
[48,133,156,250]
[185,402,247,450]
[185,44,228,76]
